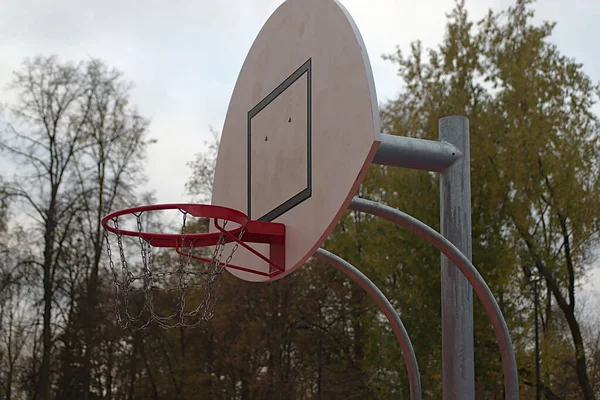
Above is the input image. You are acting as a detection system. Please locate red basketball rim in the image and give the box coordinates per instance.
[101,204,248,248]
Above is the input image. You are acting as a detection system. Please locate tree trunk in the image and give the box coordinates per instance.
[127,335,139,400]
[137,332,159,400]
[38,214,56,400]
[558,217,595,400]
[38,262,52,400]
[537,259,595,399]
[350,285,365,363]
[6,351,13,400]
[516,215,596,400]
[106,338,114,400]
[82,235,101,400]
[6,317,14,400]
[272,283,290,399]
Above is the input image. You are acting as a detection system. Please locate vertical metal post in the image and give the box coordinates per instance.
[439,116,475,399]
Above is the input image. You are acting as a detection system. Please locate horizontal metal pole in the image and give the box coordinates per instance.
[314,248,422,400]
[373,134,461,172]
[348,197,519,400]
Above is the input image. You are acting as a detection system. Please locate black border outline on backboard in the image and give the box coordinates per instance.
[247,58,312,222]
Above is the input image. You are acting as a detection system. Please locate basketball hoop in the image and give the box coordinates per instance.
[101,204,285,329]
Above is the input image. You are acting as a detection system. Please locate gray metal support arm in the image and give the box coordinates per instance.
[314,248,422,400]
[372,133,461,172]
[348,197,519,400]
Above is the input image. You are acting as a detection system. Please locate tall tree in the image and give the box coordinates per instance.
[381,0,600,397]
[0,196,35,400]
[2,56,92,399]
[1,55,153,399]
[73,59,152,400]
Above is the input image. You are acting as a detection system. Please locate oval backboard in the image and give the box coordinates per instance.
[211,0,380,282]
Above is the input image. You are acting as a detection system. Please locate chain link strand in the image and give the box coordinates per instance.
[103,210,246,329]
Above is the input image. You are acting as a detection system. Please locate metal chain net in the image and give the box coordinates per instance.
[103,209,244,329]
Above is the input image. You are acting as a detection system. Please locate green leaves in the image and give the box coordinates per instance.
[377,0,600,397]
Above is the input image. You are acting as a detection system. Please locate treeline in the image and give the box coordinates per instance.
[1,0,600,399]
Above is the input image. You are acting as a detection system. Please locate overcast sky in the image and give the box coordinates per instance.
[1,0,599,297]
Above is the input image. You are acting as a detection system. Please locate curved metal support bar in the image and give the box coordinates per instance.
[348,197,519,400]
[314,248,422,400]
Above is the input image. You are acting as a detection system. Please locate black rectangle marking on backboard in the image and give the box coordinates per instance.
[247,58,312,222]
